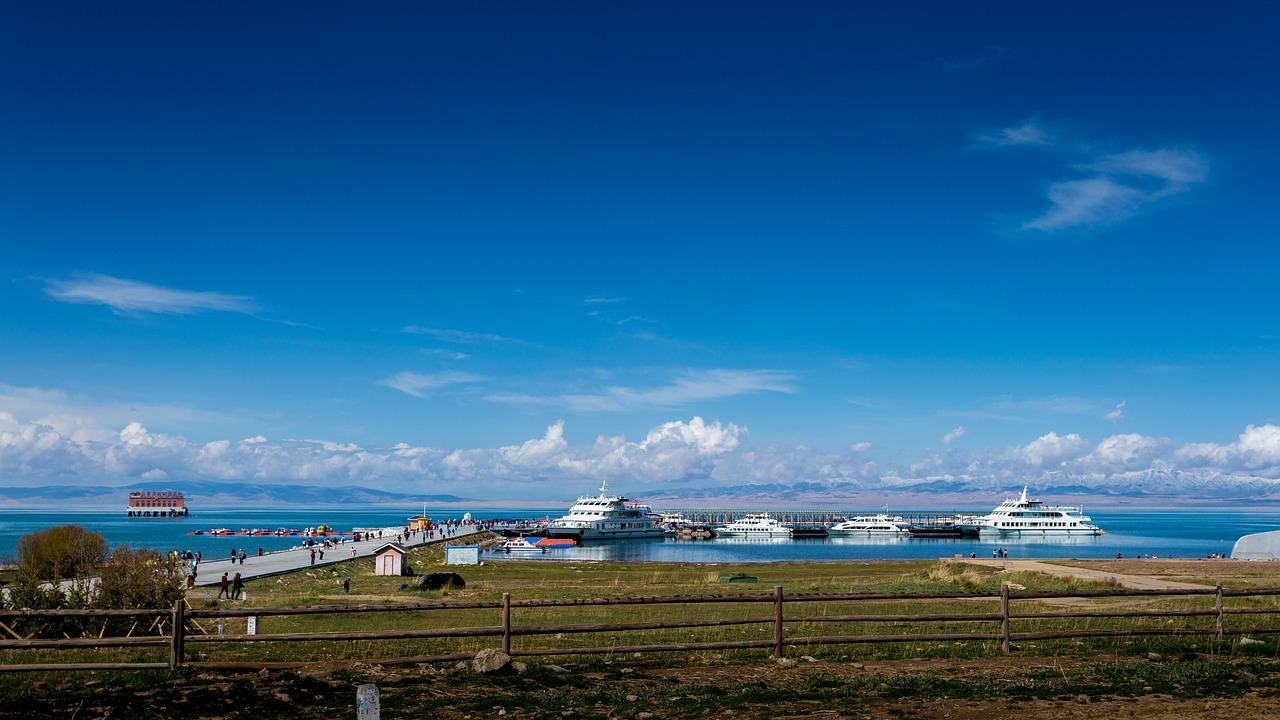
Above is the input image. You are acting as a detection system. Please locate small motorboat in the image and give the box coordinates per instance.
[500,537,545,552]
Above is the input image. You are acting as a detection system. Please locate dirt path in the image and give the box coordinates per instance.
[960,557,1211,591]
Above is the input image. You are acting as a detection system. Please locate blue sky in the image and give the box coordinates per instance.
[2,2,1279,501]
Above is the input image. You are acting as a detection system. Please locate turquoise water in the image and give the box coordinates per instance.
[1,506,1277,563]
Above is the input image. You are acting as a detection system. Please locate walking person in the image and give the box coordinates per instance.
[231,572,243,600]
[217,572,229,599]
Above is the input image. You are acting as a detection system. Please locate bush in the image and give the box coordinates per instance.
[3,528,185,638]
[96,545,186,612]
[14,524,106,583]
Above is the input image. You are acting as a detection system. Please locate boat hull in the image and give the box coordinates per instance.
[546,526,667,541]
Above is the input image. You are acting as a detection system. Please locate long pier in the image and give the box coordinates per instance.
[664,509,970,527]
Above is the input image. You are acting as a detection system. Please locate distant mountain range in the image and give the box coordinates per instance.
[0,480,468,508]
[1,468,1277,510]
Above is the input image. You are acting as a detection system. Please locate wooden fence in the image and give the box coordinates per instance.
[2,584,1279,672]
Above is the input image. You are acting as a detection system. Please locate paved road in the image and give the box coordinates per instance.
[960,557,1209,591]
[192,527,488,588]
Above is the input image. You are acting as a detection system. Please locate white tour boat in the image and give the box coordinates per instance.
[958,487,1104,536]
[499,537,545,552]
[545,481,666,541]
[827,513,910,535]
[713,514,794,538]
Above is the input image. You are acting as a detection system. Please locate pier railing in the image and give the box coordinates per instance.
[2,584,1278,672]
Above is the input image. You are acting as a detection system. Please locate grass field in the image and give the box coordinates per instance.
[4,538,1280,718]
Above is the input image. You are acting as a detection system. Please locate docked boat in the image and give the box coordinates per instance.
[958,487,1104,536]
[828,514,910,535]
[545,482,667,541]
[712,514,793,538]
[500,537,545,552]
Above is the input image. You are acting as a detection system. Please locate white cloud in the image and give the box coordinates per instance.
[942,426,966,445]
[1105,401,1126,424]
[45,274,258,315]
[977,119,1050,147]
[377,371,484,398]
[1011,431,1089,467]
[1175,424,1280,474]
[499,420,568,465]
[6,385,1280,498]
[1022,148,1206,232]
[1022,177,1147,231]
[499,369,797,413]
[978,119,1207,232]
[1084,433,1169,470]
[1086,149,1207,186]
[402,326,515,345]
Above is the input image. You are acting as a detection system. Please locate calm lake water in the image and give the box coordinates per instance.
[1,506,1278,563]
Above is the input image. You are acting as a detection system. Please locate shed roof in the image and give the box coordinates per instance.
[374,542,408,556]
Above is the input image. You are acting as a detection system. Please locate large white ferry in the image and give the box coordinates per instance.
[713,514,793,538]
[827,513,910,535]
[545,482,666,541]
[959,487,1104,536]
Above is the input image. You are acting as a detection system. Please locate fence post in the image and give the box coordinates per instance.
[1215,583,1224,641]
[1000,583,1011,654]
[773,586,784,658]
[170,599,185,669]
[502,592,511,655]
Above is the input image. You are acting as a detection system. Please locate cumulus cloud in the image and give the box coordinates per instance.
[1084,433,1169,470]
[1175,424,1280,474]
[6,385,1280,498]
[942,426,967,445]
[1010,431,1089,467]
[45,274,258,315]
[377,371,484,397]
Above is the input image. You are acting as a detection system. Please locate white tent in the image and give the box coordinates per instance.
[1232,530,1280,560]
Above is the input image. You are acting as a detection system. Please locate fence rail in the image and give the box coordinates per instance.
[1,583,1278,672]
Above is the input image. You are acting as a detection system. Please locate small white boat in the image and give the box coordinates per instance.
[713,514,793,538]
[500,537,545,552]
[828,513,910,535]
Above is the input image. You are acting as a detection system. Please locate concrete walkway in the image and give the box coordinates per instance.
[192,527,489,588]
[960,557,1210,591]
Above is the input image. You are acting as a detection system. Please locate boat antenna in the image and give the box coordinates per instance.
[1019,486,1028,503]
[598,479,609,498]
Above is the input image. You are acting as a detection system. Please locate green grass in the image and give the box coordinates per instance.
[5,549,1280,671]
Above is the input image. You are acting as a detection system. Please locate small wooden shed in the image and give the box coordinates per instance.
[374,542,409,576]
